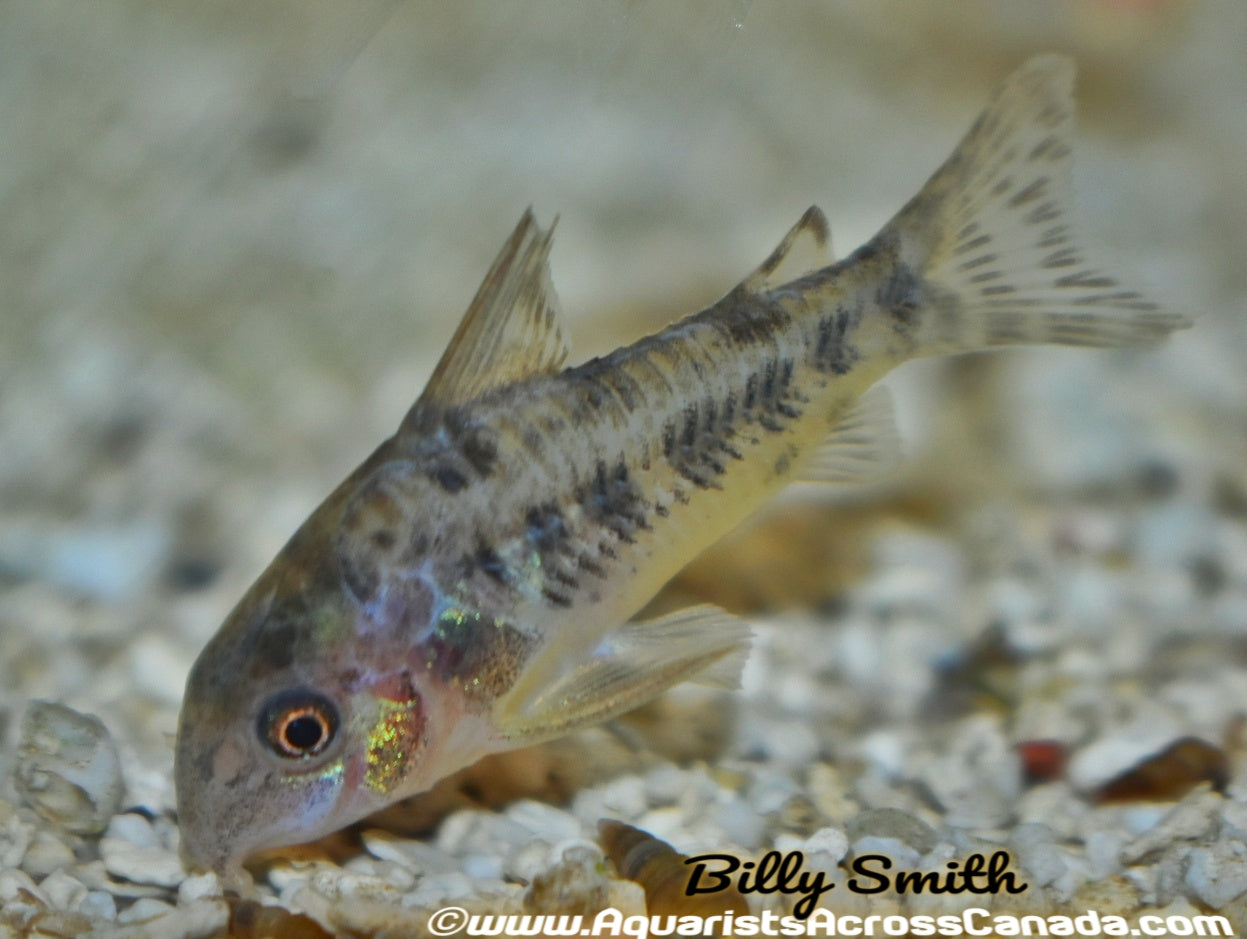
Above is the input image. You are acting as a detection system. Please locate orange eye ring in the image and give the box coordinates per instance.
[258,690,339,760]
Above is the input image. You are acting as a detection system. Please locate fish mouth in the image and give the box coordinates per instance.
[175,801,243,876]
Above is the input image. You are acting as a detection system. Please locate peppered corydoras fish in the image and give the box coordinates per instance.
[175,55,1187,875]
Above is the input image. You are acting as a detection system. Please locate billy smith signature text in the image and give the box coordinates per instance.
[684,849,1028,919]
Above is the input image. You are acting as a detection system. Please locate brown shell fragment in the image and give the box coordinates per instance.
[1094,737,1229,804]
[599,819,748,918]
[226,899,335,939]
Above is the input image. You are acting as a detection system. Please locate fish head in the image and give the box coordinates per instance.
[173,549,454,875]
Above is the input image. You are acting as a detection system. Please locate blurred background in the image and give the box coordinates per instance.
[0,0,1244,833]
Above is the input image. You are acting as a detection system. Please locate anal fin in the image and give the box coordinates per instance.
[498,606,750,743]
[799,385,902,485]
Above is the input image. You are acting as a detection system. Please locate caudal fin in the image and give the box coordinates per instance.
[886,54,1188,355]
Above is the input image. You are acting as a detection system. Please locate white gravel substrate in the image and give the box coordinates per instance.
[3,3,1247,937]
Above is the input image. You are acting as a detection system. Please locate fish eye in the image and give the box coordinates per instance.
[258,690,339,760]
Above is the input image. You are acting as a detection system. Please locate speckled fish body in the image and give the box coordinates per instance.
[175,56,1187,876]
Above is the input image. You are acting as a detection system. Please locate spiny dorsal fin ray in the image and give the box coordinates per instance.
[738,205,834,294]
[496,605,750,742]
[414,209,570,409]
[799,385,902,485]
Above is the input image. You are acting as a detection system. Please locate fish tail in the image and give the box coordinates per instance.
[878,54,1188,356]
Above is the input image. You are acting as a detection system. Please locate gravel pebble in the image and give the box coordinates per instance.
[504,839,558,884]
[1082,829,1126,879]
[360,829,459,874]
[38,868,88,911]
[1008,823,1067,888]
[850,835,922,872]
[175,871,221,903]
[846,808,937,854]
[77,889,118,922]
[435,809,532,855]
[100,836,186,888]
[20,830,76,878]
[1184,841,1247,909]
[524,844,610,915]
[803,826,850,862]
[104,812,161,850]
[0,800,33,869]
[0,867,47,909]
[116,897,176,924]
[1119,787,1222,865]
[506,799,584,841]
[402,870,477,907]
[14,701,124,836]
[461,852,504,880]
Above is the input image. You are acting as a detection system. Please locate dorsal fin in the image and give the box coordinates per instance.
[738,205,834,294]
[416,209,570,407]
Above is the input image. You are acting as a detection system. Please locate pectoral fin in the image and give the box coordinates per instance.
[497,606,750,743]
[799,385,902,485]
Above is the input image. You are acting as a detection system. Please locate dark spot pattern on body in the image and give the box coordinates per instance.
[743,374,759,411]
[458,426,499,477]
[682,406,699,448]
[338,462,420,602]
[431,465,468,493]
[660,350,803,487]
[582,378,606,411]
[878,263,923,333]
[577,552,607,577]
[519,501,610,607]
[814,311,859,376]
[542,586,573,607]
[472,545,510,585]
[249,619,297,675]
[848,239,882,265]
[521,426,545,457]
[662,420,678,460]
[577,459,650,544]
[525,503,569,554]
[774,360,802,418]
[761,359,778,406]
[599,364,645,412]
[550,566,579,589]
[718,293,793,345]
